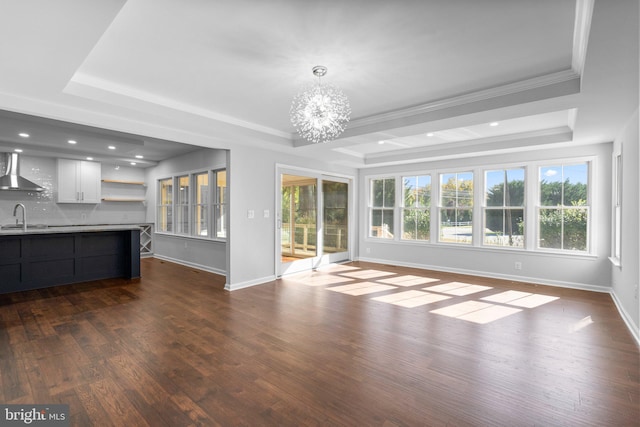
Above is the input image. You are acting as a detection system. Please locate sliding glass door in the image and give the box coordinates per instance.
[278,170,351,276]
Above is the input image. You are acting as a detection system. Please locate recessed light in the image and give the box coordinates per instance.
[68,140,77,144]
[14,148,23,153]
[426,132,434,137]
[135,155,143,159]
[86,157,94,161]
[378,140,385,145]
[130,162,137,166]
[108,145,116,150]
[19,133,29,138]
[489,122,499,127]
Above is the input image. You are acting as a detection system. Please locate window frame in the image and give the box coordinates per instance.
[536,161,591,253]
[610,149,622,266]
[437,170,474,245]
[368,176,396,239]
[155,168,227,241]
[401,174,432,242]
[482,167,526,249]
[364,156,596,258]
[157,177,173,233]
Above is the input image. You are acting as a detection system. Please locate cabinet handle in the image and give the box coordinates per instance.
[77,192,80,201]
[81,192,84,201]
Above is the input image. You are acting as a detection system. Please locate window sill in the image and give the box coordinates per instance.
[154,231,226,243]
[608,257,622,268]
[364,237,597,259]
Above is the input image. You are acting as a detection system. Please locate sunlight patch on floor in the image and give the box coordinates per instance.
[316,264,362,273]
[569,316,594,333]
[339,269,397,280]
[430,301,522,324]
[327,282,397,295]
[424,282,493,296]
[371,290,451,307]
[377,275,440,287]
[288,274,355,287]
[481,291,559,308]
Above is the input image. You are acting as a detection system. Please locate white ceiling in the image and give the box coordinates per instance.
[0,0,637,168]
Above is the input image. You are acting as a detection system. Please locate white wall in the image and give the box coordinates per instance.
[144,148,228,274]
[0,155,146,226]
[357,143,612,291]
[226,144,357,290]
[611,110,639,340]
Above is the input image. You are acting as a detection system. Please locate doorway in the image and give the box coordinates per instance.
[277,169,351,276]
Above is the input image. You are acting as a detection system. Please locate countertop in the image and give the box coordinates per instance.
[0,224,142,236]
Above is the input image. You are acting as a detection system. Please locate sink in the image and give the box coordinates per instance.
[1,224,48,230]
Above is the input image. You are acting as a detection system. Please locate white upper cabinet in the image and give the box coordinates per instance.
[57,159,101,203]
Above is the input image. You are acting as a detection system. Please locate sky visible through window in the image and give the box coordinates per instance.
[404,166,587,194]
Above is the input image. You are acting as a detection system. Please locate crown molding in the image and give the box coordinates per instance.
[348,70,580,131]
[572,0,594,75]
[364,126,573,166]
[66,72,293,140]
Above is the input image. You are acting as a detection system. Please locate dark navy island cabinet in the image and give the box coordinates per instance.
[0,227,140,294]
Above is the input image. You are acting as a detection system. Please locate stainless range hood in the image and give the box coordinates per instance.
[0,152,44,192]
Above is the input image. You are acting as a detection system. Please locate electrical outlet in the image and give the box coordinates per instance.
[247,210,255,219]
[514,262,522,270]
[366,247,371,254]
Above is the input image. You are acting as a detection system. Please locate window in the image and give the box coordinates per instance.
[538,163,589,251]
[370,178,395,238]
[157,178,173,232]
[176,175,190,234]
[194,172,209,236]
[214,170,227,238]
[439,172,473,244]
[484,168,525,248]
[612,152,622,262]
[156,168,227,240]
[402,175,431,240]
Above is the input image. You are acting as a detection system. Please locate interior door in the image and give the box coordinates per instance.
[277,170,351,277]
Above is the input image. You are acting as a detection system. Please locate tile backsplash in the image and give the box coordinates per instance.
[0,155,147,226]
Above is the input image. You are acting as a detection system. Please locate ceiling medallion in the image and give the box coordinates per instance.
[290,65,351,144]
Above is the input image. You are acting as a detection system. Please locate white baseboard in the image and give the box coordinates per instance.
[609,289,640,347]
[224,275,277,291]
[356,256,611,293]
[151,254,226,276]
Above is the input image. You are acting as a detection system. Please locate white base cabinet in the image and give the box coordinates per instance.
[57,159,101,203]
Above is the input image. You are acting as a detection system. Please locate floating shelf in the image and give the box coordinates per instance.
[101,197,146,202]
[101,179,146,185]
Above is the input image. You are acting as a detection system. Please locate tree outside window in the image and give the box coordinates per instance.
[484,168,525,248]
[538,163,589,251]
[439,172,473,244]
[370,178,395,239]
[402,175,431,240]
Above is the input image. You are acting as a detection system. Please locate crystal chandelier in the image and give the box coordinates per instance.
[290,66,351,144]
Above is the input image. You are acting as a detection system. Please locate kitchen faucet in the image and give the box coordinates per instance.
[13,203,26,231]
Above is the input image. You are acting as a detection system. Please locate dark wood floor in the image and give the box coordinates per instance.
[0,258,638,426]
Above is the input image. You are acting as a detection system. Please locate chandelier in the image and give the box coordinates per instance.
[290,65,351,144]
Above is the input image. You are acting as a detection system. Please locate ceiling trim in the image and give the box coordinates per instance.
[294,70,581,147]
[363,126,573,167]
[351,70,579,130]
[572,0,595,75]
[65,72,293,140]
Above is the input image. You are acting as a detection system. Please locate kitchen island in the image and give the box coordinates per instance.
[0,225,140,294]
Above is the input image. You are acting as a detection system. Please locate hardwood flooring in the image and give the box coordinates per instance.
[0,258,638,426]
